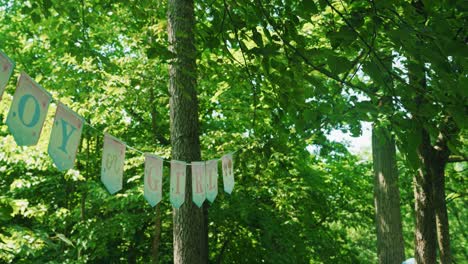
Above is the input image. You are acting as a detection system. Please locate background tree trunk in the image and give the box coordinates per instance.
[372,124,405,263]
[167,0,208,263]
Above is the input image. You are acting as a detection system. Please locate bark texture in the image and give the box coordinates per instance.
[372,125,405,264]
[167,0,208,263]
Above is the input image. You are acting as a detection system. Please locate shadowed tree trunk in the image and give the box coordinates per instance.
[167,0,208,263]
[372,124,405,264]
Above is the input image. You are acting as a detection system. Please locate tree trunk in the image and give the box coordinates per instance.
[151,204,162,264]
[372,124,405,263]
[434,163,451,264]
[167,0,208,263]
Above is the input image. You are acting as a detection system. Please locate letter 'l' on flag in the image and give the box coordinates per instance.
[205,159,218,203]
[0,50,15,101]
[191,161,206,208]
[48,103,84,171]
[144,154,163,207]
[6,72,51,146]
[222,154,235,194]
[101,133,126,194]
[170,160,186,209]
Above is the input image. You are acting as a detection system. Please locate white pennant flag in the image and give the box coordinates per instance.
[144,154,163,207]
[170,160,186,209]
[101,133,126,194]
[205,159,218,203]
[222,154,235,194]
[0,51,14,101]
[191,161,206,208]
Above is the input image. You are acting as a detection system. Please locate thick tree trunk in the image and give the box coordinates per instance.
[372,124,405,263]
[434,164,451,264]
[167,0,208,263]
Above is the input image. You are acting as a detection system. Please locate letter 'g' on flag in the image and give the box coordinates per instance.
[191,161,206,208]
[48,103,83,171]
[205,159,218,203]
[144,154,163,207]
[170,160,186,209]
[6,72,51,146]
[101,133,126,194]
[222,154,235,194]
[0,50,15,101]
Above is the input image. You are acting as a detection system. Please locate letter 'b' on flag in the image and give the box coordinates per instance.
[170,160,186,209]
[0,51,14,101]
[144,154,163,207]
[101,133,126,194]
[191,161,206,208]
[6,72,51,146]
[48,103,83,171]
[222,154,235,194]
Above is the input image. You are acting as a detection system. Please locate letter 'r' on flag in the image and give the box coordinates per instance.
[48,103,84,171]
[101,133,126,195]
[0,50,15,101]
[170,160,186,209]
[222,154,235,194]
[144,154,163,207]
[191,161,206,208]
[6,72,51,146]
[205,159,218,203]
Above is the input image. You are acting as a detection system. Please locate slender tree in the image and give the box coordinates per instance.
[167,0,208,263]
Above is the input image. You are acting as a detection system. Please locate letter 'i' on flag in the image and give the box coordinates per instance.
[6,72,51,146]
[191,161,206,208]
[205,159,218,203]
[101,133,126,194]
[170,160,186,209]
[144,154,163,207]
[222,154,235,194]
[0,50,15,101]
[48,103,84,171]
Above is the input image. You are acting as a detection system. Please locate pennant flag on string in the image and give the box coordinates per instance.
[0,51,14,101]
[191,161,206,208]
[205,159,218,203]
[48,103,84,171]
[222,154,235,194]
[6,72,51,146]
[144,154,163,207]
[170,160,186,209]
[101,133,126,194]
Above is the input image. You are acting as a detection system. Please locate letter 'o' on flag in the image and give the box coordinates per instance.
[101,133,126,195]
[6,72,51,146]
[222,154,235,194]
[0,50,15,101]
[144,154,163,207]
[191,161,206,208]
[170,160,186,209]
[48,103,83,171]
[205,159,218,203]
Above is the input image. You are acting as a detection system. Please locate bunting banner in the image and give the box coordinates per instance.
[0,51,14,100]
[144,154,163,207]
[6,72,51,146]
[222,154,235,194]
[205,159,218,203]
[101,133,126,194]
[48,103,84,171]
[170,160,186,209]
[191,161,206,208]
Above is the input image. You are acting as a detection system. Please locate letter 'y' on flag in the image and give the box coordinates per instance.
[48,103,83,171]
[191,161,206,208]
[144,154,163,207]
[0,50,15,101]
[6,72,51,146]
[222,154,235,194]
[101,133,126,194]
[205,159,218,203]
[170,160,186,209]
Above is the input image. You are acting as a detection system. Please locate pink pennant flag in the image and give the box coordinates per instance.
[191,161,206,208]
[48,103,84,171]
[6,72,51,146]
[205,159,218,203]
[101,133,126,194]
[222,154,235,194]
[170,160,186,209]
[144,154,163,207]
[0,51,14,101]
